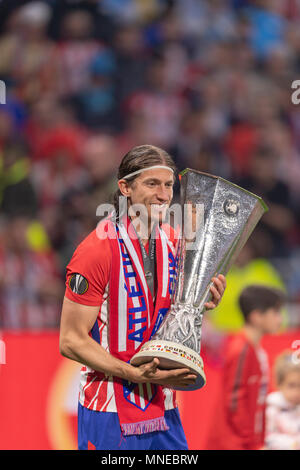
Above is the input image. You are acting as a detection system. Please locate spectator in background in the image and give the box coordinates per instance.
[172,0,237,48]
[51,9,105,98]
[190,72,231,144]
[263,42,296,91]
[258,119,300,206]
[24,97,87,209]
[99,0,166,25]
[0,137,38,218]
[124,55,188,150]
[235,146,296,258]
[265,350,300,450]
[113,24,149,107]
[223,119,260,179]
[24,96,86,164]
[71,48,118,131]
[175,137,230,181]
[80,133,119,213]
[61,134,119,247]
[0,1,54,104]
[48,134,120,273]
[206,285,286,450]
[116,110,157,157]
[244,0,288,60]
[23,97,88,271]
[0,216,63,329]
[47,0,117,45]
[0,109,17,152]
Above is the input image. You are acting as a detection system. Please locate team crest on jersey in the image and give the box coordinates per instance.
[69,273,89,295]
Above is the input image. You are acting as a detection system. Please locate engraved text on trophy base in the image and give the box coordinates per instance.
[153,304,203,354]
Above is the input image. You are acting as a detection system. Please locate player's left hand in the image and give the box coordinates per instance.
[204,274,226,310]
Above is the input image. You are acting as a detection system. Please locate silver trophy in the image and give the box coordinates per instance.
[130,169,268,390]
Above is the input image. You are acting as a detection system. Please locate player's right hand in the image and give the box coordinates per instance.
[131,358,197,388]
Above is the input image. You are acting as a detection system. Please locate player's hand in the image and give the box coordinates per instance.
[204,274,226,310]
[131,358,197,388]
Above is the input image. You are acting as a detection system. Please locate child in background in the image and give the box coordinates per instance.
[265,351,300,450]
[206,284,286,450]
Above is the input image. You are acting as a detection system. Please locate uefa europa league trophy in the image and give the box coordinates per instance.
[130,169,268,390]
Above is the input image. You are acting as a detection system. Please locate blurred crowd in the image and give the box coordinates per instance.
[0,0,300,330]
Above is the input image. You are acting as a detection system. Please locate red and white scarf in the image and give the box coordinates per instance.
[107,215,176,435]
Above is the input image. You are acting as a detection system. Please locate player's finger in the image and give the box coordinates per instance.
[210,284,221,301]
[177,372,197,381]
[175,376,197,387]
[211,277,224,295]
[143,358,159,374]
[162,368,193,380]
[205,300,217,310]
[175,368,195,377]
[216,274,227,293]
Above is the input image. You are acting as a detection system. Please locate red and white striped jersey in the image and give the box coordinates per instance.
[65,228,177,413]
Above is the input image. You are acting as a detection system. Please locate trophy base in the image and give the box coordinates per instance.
[130,340,206,391]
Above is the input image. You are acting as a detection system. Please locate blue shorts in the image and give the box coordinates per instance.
[78,403,188,450]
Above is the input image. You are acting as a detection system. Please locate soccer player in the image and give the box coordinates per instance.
[59,144,226,450]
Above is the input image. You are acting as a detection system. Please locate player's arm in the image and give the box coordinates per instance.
[59,296,197,387]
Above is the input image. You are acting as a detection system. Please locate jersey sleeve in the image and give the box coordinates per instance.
[65,230,111,306]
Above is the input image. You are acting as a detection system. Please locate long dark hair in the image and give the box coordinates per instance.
[112,144,177,219]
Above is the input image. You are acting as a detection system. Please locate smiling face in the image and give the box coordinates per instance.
[118,167,174,231]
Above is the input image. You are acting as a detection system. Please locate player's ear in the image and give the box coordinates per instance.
[118,179,131,197]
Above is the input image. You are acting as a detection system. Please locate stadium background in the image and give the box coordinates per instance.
[0,0,299,450]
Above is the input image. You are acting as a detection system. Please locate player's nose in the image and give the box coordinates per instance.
[155,184,171,202]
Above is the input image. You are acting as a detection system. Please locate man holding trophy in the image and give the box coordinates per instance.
[59,144,266,450]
